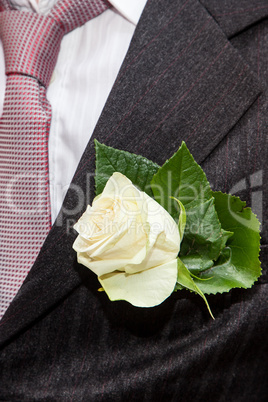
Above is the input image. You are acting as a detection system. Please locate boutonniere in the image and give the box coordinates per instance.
[73,141,261,318]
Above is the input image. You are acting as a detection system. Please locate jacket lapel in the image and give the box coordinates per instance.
[200,0,268,38]
[0,0,262,347]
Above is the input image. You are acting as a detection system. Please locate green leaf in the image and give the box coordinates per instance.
[171,197,186,240]
[180,199,233,261]
[94,140,159,197]
[151,142,231,261]
[192,192,261,294]
[180,254,214,274]
[175,258,214,319]
[151,142,211,220]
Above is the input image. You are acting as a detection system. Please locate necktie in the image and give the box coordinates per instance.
[0,0,110,319]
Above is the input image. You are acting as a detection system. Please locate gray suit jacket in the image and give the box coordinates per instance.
[0,0,267,400]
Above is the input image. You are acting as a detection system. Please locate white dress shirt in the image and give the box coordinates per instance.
[0,0,147,223]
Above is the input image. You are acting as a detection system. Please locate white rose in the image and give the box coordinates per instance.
[73,172,181,307]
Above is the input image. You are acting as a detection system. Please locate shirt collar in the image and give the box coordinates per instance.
[109,0,147,25]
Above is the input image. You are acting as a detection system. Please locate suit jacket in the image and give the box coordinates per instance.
[0,0,267,400]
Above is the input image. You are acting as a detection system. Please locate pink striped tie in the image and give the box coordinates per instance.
[0,0,110,319]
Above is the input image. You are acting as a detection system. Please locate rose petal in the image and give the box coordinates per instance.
[73,231,114,254]
[90,217,147,259]
[101,172,140,201]
[125,230,179,274]
[75,218,149,276]
[98,259,178,307]
[76,253,142,275]
[144,191,181,248]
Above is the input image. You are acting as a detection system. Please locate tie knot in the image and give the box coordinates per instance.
[0,11,65,87]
